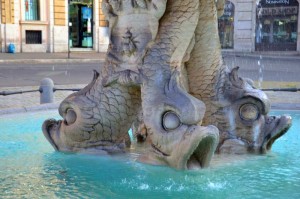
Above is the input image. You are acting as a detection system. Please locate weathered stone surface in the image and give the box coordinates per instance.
[42,0,292,170]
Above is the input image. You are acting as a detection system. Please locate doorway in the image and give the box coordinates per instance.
[218,1,235,49]
[69,0,93,48]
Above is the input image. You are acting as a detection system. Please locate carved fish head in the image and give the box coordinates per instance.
[217,67,292,154]
[139,122,219,170]
[42,99,106,154]
[42,71,134,154]
[43,96,132,154]
[139,72,219,170]
[43,72,98,153]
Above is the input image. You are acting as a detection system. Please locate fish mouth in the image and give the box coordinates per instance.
[262,115,292,153]
[146,125,219,170]
[185,125,219,170]
[42,118,61,151]
[186,135,217,170]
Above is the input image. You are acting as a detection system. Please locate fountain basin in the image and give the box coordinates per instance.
[0,110,299,198]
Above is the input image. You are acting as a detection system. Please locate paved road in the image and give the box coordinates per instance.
[0,55,299,87]
[0,62,103,87]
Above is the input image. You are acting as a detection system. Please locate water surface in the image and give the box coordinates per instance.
[0,110,299,198]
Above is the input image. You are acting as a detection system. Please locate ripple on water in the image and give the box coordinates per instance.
[0,110,300,198]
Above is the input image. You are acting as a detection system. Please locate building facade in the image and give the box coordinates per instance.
[0,0,108,53]
[0,0,299,53]
[218,0,300,52]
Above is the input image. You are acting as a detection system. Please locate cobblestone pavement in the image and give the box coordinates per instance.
[1,84,299,114]
[0,84,85,114]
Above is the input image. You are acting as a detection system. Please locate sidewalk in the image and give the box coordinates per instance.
[0,51,299,114]
[0,51,299,64]
[0,84,86,115]
[0,86,299,115]
[222,50,300,60]
[0,52,106,64]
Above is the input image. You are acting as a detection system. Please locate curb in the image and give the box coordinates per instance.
[0,59,105,64]
[222,50,300,60]
[222,52,300,60]
[0,103,59,115]
[1,54,299,63]
[271,103,300,111]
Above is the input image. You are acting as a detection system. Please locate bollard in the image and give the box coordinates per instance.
[40,78,54,104]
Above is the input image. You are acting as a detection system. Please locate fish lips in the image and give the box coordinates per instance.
[42,118,62,151]
[261,115,292,153]
[172,125,219,170]
[186,125,219,170]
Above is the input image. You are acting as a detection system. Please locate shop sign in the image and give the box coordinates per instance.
[260,6,298,15]
[261,0,299,6]
[266,0,290,5]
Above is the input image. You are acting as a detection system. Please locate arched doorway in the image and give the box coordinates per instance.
[218,1,235,49]
[255,0,299,51]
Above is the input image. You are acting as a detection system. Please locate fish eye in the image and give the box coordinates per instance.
[162,111,181,131]
[65,109,77,125]
[239,103,259,122]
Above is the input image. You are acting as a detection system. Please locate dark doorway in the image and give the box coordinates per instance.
[69,0,93,48]
[218,1,235,49]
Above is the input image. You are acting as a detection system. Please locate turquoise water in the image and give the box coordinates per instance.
[0,110,299,199]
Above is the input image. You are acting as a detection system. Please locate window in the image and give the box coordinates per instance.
[255,0,299,51]
[25,0,40,20]
[218,1,235,49]
[26,30,42,44]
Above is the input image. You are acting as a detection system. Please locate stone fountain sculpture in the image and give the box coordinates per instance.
[43,0,292,170]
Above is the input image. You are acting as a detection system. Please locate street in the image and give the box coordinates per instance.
[223,55,300,84]
[0,62,103,87]
[0,55,299,87]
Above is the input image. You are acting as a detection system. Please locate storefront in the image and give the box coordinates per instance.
[256,0,299,51]
[4,0,299,53]
[69,0,93,48]
[218,0,235,49]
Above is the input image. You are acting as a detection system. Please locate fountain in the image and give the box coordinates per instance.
[42,0,291,170]
[0,110,299,198]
